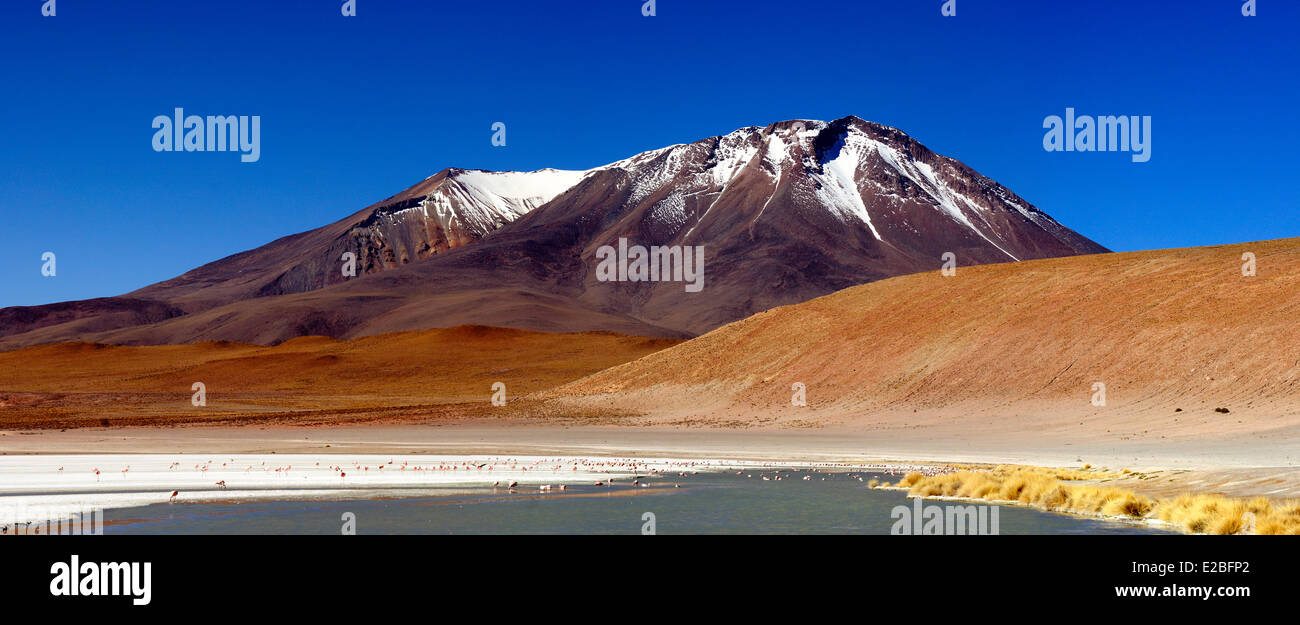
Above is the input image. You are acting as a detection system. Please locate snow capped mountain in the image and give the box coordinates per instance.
[465,116,1109,336]
[559,117,1101,262]
[0,116,1107,347]
[156,116,1099,309]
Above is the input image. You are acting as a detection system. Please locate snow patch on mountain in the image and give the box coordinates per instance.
[706,128,762,186]
[909,160,1020,261]
[452,169,589,218]
[647,191,688,233]
[622,146,687,207]
[813,136,883,240]
[844,129,1019,260]
[763,134,788,176]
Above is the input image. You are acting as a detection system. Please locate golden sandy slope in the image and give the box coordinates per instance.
[542,238,1300,442]
[0,326,677,428]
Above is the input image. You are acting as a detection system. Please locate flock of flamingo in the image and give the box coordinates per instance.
[62,456,957,503]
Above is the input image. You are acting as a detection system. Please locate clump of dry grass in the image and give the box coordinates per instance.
[1154,495,1300,535]
[898,472,924,488]
[896,468,1300,535]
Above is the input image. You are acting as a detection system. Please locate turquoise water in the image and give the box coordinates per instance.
[103,470,1172,535]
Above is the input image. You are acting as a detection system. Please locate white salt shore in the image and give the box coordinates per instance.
[0,454,920,526]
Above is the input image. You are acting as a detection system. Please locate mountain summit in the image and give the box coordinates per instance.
[0,116,1107,348]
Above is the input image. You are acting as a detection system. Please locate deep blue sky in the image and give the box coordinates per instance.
[2,0,1296,308]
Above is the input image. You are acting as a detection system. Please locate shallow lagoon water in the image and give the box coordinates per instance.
[102,470,1173,535]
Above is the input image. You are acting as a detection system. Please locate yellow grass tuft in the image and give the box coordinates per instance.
[898,472,924,488]
[901,467,1300,535]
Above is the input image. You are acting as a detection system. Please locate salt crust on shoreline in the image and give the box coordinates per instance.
[0,454,936,524]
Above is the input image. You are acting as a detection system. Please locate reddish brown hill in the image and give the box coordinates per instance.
[541,238,1300,439]
[0,326,677,428]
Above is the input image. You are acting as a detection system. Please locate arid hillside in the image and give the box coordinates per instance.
[542,238,1300,442]
[0,326,677,428]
